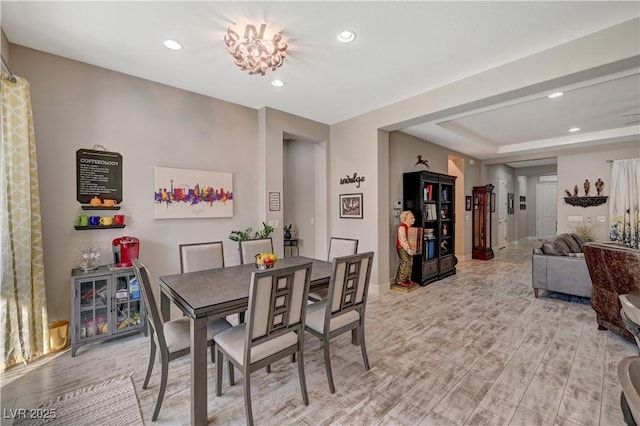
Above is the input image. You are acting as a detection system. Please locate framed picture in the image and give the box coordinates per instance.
[339,193,363,219]
[268,192,280,211]
[465,196,472,211]
[154,167,233,219]
[490,193,496,212]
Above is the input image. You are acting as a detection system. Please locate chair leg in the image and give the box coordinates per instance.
[143,337,156,389]
[244,370,253,426]
[359,325,370,370]
[210,344,215,363]
[229,360,235,385]
[215,348,223,396]
[297,346,309,406]
[152,351,169,421]
[322,338,336,394]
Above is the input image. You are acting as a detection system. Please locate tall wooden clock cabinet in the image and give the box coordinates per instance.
[472,184,494,260]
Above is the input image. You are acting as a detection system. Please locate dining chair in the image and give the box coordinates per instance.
[239,237,274,265]
[132,259,233,422]
[305,251,374,394]
[179,241,225,273]
[308,237,359,302]
[327,237,359,261]
[214,262,313,426]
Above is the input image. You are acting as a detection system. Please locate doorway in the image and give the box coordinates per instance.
[283,137,320,258]
[536,182,557,239]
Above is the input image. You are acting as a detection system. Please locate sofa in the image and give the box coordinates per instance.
[583,242,640,341]
[532,233,592,298]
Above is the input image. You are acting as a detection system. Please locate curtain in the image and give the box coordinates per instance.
[610,158,640,249]
[1,71,49,371]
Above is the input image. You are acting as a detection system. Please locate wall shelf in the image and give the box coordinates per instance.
[81,205,121,210]
[563,196,608,208]
[75,225,125,230]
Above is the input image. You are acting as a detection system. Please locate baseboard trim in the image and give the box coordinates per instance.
[370,281,390,295]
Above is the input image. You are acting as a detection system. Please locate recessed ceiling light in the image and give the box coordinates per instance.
[569,127,581,132]
[337,30,356,43]
[548,92,563,98]
[271,79,284,87]
[163,39,182,50]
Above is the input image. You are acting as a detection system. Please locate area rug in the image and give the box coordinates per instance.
[13,375,143,426]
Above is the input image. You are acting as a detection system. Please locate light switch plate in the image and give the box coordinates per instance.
[597,216,606,222]
[568,215,583,222]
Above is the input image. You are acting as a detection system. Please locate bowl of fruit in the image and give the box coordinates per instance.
[255,252,278,270]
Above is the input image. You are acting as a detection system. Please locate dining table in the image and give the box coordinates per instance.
[158,255,333,426]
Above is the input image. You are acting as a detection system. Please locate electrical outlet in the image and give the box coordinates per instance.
[586,216,592,222]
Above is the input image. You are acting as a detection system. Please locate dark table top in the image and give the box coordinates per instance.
[159,256,332,319]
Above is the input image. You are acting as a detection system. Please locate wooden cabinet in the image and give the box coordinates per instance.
[472,184,494,260]
[70,265,146,356]
[403,171,457,285]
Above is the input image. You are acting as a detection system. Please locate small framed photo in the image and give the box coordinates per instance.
[465,196,472,211]
[339,193,363,219]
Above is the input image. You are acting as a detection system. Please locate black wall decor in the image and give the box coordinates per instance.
[76,148,123,203]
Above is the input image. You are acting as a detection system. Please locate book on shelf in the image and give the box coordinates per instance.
[407,227,423,255]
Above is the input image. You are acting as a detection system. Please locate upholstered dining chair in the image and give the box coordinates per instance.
[327,237,359,261]
[308,237,359,302]
[214,262,313,426]
[132,259,232,422]
[239,237,274,265]
[179,241,225,273]
[305,251,374,393]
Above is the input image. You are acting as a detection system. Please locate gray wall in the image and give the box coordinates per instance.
[388,131,481,281]
[9,45,330,322]
[557,143,640,241]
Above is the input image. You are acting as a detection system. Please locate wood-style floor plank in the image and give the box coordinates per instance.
[1,238,636,425]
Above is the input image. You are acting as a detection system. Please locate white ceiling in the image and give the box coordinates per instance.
[2,1,639,163]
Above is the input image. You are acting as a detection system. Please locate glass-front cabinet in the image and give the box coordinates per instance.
[71,265,146,356]
[472,184,495,260]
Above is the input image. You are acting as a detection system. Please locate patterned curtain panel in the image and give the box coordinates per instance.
[1,72,49,371]
[610,158,640,249]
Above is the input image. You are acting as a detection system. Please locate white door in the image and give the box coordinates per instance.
[497,178,507,248]
[537,182,557,240]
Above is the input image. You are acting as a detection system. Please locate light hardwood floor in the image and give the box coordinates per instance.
[1,238,636,425]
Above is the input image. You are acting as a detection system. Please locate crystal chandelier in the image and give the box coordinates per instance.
[224,24,288,76]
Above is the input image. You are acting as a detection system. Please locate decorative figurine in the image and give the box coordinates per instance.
[564,190,572,197]
[596,178,604,195]
[394,211,416,288]
[584,179,590,196]
[574,185,579,197]
[415,155,429,169]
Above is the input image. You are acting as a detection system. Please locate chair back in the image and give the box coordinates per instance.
[132,259,168,350]
[583,242,640,341]
[239,238,274,264]
[327,237,358,261]
[244,262,312,363]
[326,252,374,318]
[179,241,225,273]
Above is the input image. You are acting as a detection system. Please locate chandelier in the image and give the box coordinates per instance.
[224,24,288,76]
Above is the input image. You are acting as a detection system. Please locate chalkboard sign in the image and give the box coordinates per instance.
[76,149,123,203]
